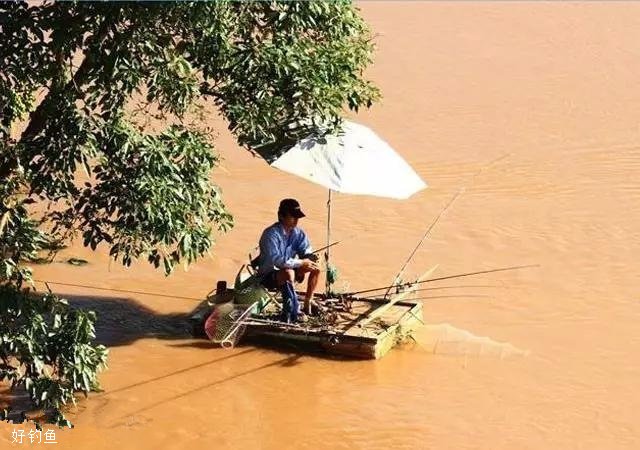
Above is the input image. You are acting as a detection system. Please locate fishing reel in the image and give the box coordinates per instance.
[303,253,319,263]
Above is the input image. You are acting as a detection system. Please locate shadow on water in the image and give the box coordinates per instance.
[101,348,258,397]
[1,293,203,422]
[64,293,193,347]
[108,353,304,427]
[1,293,332,423]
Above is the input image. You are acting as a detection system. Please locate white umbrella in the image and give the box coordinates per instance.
[272,121,426,198]
[271,121,427,294]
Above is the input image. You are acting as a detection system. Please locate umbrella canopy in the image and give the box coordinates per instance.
[270,120,427,297]
[271,121,427,199]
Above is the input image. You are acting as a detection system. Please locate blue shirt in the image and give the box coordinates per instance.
[257,222,312,275]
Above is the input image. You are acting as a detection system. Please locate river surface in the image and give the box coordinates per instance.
[2,2,639,449]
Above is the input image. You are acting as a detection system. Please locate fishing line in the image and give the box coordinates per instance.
[383,189,463,298]
[383,152,512,299]
[32,279,205,302]
[343,264,539,297]
[396,294,493,302]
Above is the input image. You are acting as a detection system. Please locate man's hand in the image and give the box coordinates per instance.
[300,259,319,270]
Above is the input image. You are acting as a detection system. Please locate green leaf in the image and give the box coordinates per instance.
[67,258,89,266]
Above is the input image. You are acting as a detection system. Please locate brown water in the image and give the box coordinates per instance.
[2,2,640,449]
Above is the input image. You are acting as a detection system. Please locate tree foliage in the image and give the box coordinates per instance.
[0,0,378,425]
[0,286,108,428]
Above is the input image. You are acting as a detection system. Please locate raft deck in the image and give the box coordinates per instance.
[190,293,424,359]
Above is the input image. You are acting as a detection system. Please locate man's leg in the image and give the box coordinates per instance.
[303,268,320,313]
[293,267,321,314]
[275,269,298,322]
[281,281,299,322]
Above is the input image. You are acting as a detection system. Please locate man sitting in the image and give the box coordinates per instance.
[255,199,320,323]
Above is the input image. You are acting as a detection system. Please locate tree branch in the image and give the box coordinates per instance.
[0,12,121,181]
[19,16,118,143]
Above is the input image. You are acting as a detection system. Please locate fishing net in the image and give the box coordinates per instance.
[216,302,259,348]
[414,324,530,358]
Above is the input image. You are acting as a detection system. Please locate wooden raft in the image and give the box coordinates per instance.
[189,293,424,360]
[244,296,424,359]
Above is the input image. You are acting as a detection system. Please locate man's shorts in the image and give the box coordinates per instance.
[259,269,305,290]
[260,271,279,290]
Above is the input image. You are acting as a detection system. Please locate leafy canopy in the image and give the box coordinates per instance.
[0,0,378,426]
[1,0,378,276]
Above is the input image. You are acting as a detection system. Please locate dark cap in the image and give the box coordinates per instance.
[278,198,305,218]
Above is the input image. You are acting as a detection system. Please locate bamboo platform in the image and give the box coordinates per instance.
[189,292,424,359]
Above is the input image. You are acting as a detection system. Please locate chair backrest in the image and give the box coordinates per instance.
[234,264,271,305]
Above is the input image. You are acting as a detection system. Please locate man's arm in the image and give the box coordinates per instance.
[295,229,313,257]
[260,230,302,270]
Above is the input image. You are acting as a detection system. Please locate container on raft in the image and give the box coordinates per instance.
[189,285,424,360]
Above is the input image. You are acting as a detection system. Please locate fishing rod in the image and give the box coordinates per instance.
[383,189,463,299]
[383,152,512,299]
[310,240,340,256]
[398,294,493,302]
[343,264,539,297]
[360,284,504,300]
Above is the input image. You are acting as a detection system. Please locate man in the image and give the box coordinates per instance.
[256,199,320,323]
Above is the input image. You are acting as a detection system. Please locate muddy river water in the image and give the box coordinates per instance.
[2,2,639,449]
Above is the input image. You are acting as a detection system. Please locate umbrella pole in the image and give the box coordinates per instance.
[325,189,332,297]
